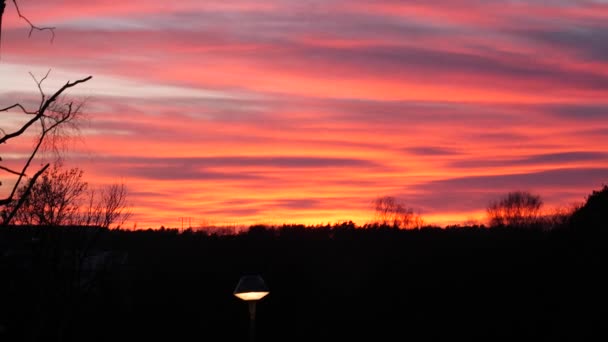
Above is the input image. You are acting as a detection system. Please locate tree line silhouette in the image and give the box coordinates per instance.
[0,185,606,341]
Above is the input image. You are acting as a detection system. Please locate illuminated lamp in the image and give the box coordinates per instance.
[234,275,269,342]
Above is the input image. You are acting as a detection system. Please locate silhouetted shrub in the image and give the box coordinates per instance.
[570,185,608,233]
[487,191,543,227]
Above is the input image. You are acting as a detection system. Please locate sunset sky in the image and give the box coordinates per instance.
[2,0,608,228]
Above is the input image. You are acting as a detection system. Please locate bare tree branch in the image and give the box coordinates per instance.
[30,69,51,106]
[0,164,21,175]
[11,0,56,41]
[0,74,92,145]
[1,73,92,216]
[1,162,48,225]
[1,0,56,58]
[0,102,38,114]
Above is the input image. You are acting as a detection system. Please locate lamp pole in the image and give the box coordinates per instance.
[248,301,257,342]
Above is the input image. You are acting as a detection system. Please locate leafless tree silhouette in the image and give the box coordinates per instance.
[372,196,423,229]
[487,191,543,227]
[3,163,131,228]
[0,2,92,225]
[5,163,87,225]
[81,182,131,229]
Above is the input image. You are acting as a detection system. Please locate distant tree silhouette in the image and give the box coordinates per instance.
[570,185,608,231]
[85,182,131,228]
[372,196,423,228]
[487,191,543,227]
[0,2,92,225]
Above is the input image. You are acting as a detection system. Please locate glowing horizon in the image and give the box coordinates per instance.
[1,1,607,228]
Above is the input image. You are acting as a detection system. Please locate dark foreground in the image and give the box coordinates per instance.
[1,224,606,342]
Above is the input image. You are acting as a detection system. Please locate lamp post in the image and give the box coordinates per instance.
[234,275,269,342]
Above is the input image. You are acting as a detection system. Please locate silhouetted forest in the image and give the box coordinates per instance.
[1,186,607,341]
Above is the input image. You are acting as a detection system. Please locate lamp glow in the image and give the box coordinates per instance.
[234,291,269,301]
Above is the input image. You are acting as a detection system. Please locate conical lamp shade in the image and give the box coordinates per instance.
[234,275,269,301]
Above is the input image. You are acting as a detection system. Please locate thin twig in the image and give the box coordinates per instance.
[0,103,37,114]
[30,69,51,107]
[0,165,22,176]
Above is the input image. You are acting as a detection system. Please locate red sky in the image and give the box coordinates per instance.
[1,0,608,228]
